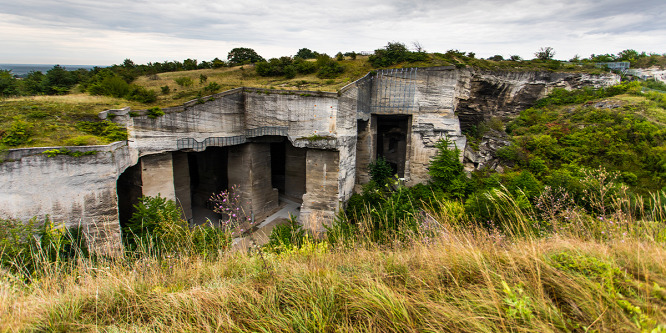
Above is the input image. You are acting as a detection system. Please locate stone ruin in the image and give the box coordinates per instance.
[0,66,619,251]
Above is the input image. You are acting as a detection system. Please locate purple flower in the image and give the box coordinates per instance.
[232,214,236,217]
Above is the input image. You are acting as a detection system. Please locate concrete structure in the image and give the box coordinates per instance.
[0,67,620,251]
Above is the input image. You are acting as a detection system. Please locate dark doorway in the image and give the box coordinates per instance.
[270,139,306,202]
[116,163,142,229]
[183,147,228,225]
[375,115,410,177]
[270,142,286,193]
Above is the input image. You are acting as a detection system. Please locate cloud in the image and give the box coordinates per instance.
[0,0,664,64]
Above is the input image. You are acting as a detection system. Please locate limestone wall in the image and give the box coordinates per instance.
[0,142,134,252]
[455,69,620,130]
[353,67,467,187]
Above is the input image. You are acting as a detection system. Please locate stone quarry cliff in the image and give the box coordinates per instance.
[0,67,619,251]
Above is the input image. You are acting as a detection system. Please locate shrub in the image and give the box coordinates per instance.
[203,82,221,94]
[369,42,428,67]
[146,107,164,119]
[160,85,170,94]
[0,217,88,277]
[294,58,317,74]
[87,75,129,98]
[1,119,32,146]
[265,215,305,253]
[428,137,464,188]
[369,157,394,186]
[316,55,344,78]
[126,85,157,103]
[174,77,193,87]
[122,195,183,248]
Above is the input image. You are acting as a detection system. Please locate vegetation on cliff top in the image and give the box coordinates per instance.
[2,44,665,148]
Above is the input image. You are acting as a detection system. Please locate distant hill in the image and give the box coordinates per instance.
[0,64,102,77]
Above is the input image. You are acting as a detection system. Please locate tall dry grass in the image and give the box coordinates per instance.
[1,190,666,332]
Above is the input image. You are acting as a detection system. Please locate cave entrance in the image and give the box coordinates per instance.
[374,115,410,178]
[270,138,306,203]
[116,163,142,229]
[178,147,228,226]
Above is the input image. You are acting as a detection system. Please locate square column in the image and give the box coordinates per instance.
[228,143,279,217]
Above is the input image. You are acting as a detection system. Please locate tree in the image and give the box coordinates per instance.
[412,41,425,53]
[43,65,77,95]
[227,47,265,66]
[369,42,409,67]
[488,55,504,61]
[295,48,317,59]
[21,71,45,95]
[211,57,226,68]
[428,137,463,188]
[183,58,198,70]
[534,47,556,60]
[0,70,19,96]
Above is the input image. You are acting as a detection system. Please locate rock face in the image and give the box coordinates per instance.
[0,67,620,251]
[455,69,620,131]
[463,129,512,173]
[0,142,133,253]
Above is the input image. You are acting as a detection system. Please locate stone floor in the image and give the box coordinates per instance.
[231,196,301,252]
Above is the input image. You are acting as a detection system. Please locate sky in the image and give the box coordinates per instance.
[1,0,665,66]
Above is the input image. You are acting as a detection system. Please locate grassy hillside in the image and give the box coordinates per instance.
[1,192,665,332]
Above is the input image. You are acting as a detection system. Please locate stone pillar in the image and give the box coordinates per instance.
[284,144,306,200]
[355,118,374,188]
[301,149,339,234]
[172,152,192,221]
[228,143,279,218]
[140,152,176,200]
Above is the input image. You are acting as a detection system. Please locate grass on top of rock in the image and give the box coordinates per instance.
[0,95,131,149]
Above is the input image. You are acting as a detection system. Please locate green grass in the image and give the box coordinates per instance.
[0,95,134,149]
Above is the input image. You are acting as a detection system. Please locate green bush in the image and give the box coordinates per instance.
[146,107,165,119]
[0,217,89,277]
[316,55,344,78]
[203,82,221,94]
[122,195,230,256]
[428,137,464,188]
[174,77,193,87]
[1,119,32,146]
[369,156,393,186]
[265,215,305,253]
[126,85,157,103]
[369,42,428,67]
[88,75,129,98]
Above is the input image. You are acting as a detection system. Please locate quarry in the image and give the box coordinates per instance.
[0,66,619,251]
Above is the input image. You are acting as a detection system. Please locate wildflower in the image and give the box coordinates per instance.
[598,216,604,220]
[232,214,236,217]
